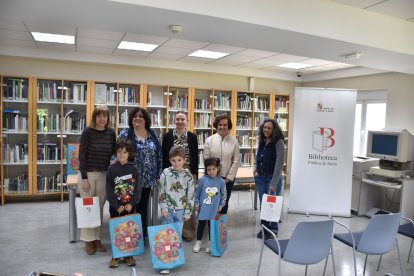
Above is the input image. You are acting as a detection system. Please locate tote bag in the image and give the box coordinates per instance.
[109,213,145,259]
[210,214,228,257]
[260,194,283,222]
[75,196,101,228]
[148,222,185,270]
[66,143,80,175]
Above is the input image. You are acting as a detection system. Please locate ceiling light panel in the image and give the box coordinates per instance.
[189,50,229,59]
[123,33,169,45]
[277,62,313,69]
[268,53,307,62]
[202,44,245,54]
[117,41,158,51]
[32,32,75,44]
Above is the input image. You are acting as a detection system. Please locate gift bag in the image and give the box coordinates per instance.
[210,214,228,257]
[109,213,144,259]
[75,196,101,228]
[66,143,80,175]
[260,194,284,222]
[148,222,185,270]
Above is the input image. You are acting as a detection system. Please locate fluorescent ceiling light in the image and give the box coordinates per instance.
[277,62,313,69]
[118,41,158,52]
[31,32,75,44]
[189,50,229,59]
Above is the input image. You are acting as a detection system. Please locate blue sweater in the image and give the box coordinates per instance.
[194,175,226,220]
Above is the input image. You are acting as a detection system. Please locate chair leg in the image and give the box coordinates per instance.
[395,239,404,276]
[363,254,368,275]
[305,265,308,276]
[351,246,357,276]
[256,232,265,276]
[331,245,336,276]
[408,239,413,263]
[323,256,328,276]
[377,255,382,271]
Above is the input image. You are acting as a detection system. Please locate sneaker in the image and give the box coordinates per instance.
[256,230,263,239]
[85,241,96,255]
[125,256,136,266]
[94,240,107,252]
[159,269,170,274]
[193,240,201,253]
[108,258,119,268]
[205,241,211,253]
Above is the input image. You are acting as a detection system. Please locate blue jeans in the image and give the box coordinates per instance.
[255,174,281,233]
[161,209,185,228]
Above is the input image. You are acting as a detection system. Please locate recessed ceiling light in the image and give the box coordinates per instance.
[31,32,75,44]
[277,62,313,69]
[189,50,229,59]
[117,41,158,52]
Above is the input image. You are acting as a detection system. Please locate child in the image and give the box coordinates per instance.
[193,157,226,253]
[106,139,142,269]
[158,145,195,274]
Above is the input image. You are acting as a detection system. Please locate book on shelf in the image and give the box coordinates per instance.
[5,173,28,194]
[3,109,27,131]
[3,78,28,100]
[37,142,60,162]
[94,83,108,104]
[72,83,86,103]
[3,143,28,163]
[237,94,252,110]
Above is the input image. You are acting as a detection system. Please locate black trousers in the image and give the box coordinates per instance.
[219,179,234,215]
[136,187,151,237]
[196,220,211,241]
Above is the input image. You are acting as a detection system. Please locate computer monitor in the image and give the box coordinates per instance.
[366,129,414,163]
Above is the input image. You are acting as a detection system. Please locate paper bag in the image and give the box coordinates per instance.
[260,194,283,222]
[210,214,228,257]
[75,196,101,228]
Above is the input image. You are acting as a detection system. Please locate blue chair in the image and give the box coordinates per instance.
[398,216,414,263]
[256,219,335,276]
[333,213,403,276]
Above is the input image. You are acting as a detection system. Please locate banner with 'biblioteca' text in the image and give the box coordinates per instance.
[289,87,356,217]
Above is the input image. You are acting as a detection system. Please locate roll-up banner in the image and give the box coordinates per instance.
[289,87,357,217]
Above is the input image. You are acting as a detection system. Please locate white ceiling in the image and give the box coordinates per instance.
[0,0,413,82]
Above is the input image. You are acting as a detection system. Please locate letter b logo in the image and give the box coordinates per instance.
[320,127,335,148]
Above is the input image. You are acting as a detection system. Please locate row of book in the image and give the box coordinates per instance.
[148,109,164,127]
[197,131,210,147]
[118,87,140,105]
[237,135,251,147]
[237,94,252,110]
[37,172,67,193]
[2,78,28,100]
[37,143,64,162]
[240,153,254,166]
[3,110,28,131]
[37,82,86,103]
[169,95,188,110]
[275,97,289,113]
[214,93,231,109]
[3,143,28,163]
[194,113,211,128]
[3,173,28,194]
[254,114,268,127]
[94,84,117,105]
[275,117,288,131]
[254,97,269,111]
[194,98,211,110]
[237,114,252,128]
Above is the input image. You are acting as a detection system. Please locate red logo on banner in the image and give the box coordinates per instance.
[267,195,277,203]
[83,197,93,205]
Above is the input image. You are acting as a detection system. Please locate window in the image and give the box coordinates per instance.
[353,90,387,156]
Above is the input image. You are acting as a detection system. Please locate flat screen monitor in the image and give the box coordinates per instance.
[366,130,414,162]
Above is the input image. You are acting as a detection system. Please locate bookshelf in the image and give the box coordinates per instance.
[117,83,142,134]
[236,91,254,167]
[193,88,214,169]
[167,86,189,129]
[145,84,168,140]
[93,81,117,129]
[273,95,290,187]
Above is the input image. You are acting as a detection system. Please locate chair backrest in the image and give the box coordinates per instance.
[357,213,401,254]
[283,219,334,265]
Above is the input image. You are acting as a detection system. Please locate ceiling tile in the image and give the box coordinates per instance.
[122,33,169,45]
[164,38,209,49]
[237,62,269,69]
[245,58,285,67]
[147,52,182,60]
[0,38,37,48]
[300,58,335,66]
[77,37,119,48]
[179,56,212,64]
[0,29,33,40]
[367,0,414,20]
[0,19,27,31]
[236,49,278,58]
[113,48,150,57]
[25,22,76,36]
[36,41,76,51]
[202,44,245,54]
[77,45,115,54]
[77,28,125,41]
[267,54,307,62]
[152,45,194,56]
[210,54,261,66]
[330,0,383,9]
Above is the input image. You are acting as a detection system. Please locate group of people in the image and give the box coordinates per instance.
[78,105,286,274]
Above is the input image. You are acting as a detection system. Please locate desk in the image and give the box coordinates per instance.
[359,173,414,218]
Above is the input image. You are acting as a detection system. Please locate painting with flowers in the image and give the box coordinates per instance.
[148,222,185,269]
[109,214,144,258]
[210,214,228,257]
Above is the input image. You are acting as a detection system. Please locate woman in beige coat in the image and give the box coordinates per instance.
[203,114,240,214]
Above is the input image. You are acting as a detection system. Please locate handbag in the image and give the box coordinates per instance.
[210,214,228,257]
[109,213,145,259]
[148,222,185,270]
[75,196,101,228]
[260,194,284,222]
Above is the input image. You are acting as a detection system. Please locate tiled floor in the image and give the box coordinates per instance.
[0,189,413,276]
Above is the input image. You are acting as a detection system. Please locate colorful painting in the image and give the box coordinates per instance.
[210,214,228,257]
[109,214,144,258]
[148,222,185,270]
[66,143,80,175]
